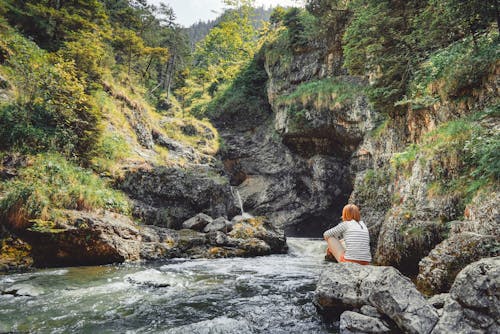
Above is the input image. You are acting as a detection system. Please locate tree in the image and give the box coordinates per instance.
[343,0,425,115]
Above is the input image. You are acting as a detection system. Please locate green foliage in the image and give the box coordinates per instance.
[342,0,498,115]
[57,31,114,88]
[0,153,130,227]
[205,52,270,121]
[278,77,363,109]
[2,0,109,51]
[343,0,424,115]
[406,32,499,108]
[282,7,318,50]
[396,111,500,203]
[0,29,100,159]
[177,1,258,115]
[391,144,419,171]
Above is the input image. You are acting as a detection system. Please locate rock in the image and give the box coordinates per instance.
[417,231,499,295]
[206,231,228,246]
[2,283,43,297]
[427,293,449,309]
[125,269,171,288]
[21,210,142,267]
[204,217,232,233]
[0,234,33,272]
[339,311,391,334]
[432,257,500,333]
[183,213,214,231]
[314,264,439,334]
[228,217,287,253]
[120,165,237,229]
[360,305,382,318]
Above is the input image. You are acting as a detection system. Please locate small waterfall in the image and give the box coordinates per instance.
[230,186,245,216]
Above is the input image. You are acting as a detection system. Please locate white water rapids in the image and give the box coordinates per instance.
[0,238,335,333]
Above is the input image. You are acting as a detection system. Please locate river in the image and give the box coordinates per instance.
[0,238,334,333]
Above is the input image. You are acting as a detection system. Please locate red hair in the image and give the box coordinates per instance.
[342,204,361,222]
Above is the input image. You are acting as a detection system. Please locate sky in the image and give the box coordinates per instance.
[150,0,303,27]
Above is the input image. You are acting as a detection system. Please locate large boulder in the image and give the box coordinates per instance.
[21,210,142,267]
[314,264,439,334]
[417,190,500,295]
[432,257,500,334]
[120,165,237,229]
[228,216,287,253]
[417,231,499,295]
[182,213,213,231]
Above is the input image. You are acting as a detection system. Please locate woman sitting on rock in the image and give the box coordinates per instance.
[323,204,371,265]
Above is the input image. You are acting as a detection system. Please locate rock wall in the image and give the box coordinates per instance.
[217,27,381,236]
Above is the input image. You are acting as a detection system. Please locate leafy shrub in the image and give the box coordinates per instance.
[407,31,499,108]
[0,153,130,229]
[0,28,101,160]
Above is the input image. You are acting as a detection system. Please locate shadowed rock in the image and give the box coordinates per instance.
[314,264,439,334]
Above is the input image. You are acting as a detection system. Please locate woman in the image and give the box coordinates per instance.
[323,204,371,265]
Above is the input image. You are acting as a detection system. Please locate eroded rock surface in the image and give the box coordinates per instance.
[432,257,500,334]
[314,264,439,334]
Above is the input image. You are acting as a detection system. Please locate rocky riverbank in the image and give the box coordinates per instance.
[314,257,499,334]
[1,209,286,271]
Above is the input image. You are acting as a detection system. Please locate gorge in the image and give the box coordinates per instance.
[0,0,498,333]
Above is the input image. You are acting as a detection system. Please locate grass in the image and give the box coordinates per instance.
[392,108,499,205]
[391,144,419,172]
[0,153,130,230]
[159,116,219,155]
[277,77,363,111]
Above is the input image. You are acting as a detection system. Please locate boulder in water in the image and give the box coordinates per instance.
[125,269,171,288]
[314,264,439,334]
[2,283,43,297]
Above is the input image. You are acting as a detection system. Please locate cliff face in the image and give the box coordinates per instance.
[216,25,382,236]
[216,22,499,290]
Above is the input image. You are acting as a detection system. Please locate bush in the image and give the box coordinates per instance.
[0,28,101,160]
[407,31,499,108]
[0,153,130,229]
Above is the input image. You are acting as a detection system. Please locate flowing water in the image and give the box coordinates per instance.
[0,238,334,333]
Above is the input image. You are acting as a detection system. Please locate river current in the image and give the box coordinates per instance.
[0,238,334,333]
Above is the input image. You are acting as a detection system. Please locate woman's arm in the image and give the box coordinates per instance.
[323,222,348,239]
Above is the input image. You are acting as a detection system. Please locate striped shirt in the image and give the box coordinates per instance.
[323,220,372,263]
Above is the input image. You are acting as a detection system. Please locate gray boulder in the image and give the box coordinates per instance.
[340,311,391,334]
[204,217,232,233]
[417,229,499,295]
[22,210,142,267]
[432,257,500,334]
[314,264,439,334]
[182,213,214,231]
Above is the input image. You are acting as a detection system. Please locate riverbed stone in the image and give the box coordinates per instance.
[340,311,391,334]
[314,264,439,334]
[432,257,500,334]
